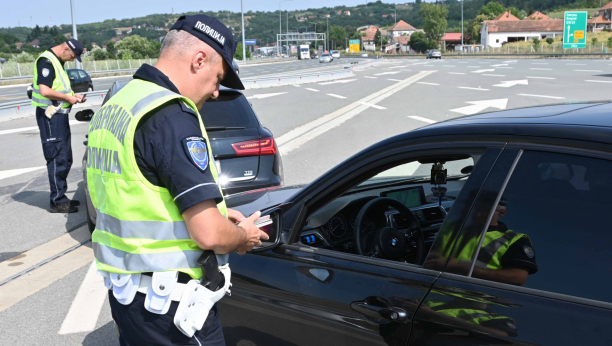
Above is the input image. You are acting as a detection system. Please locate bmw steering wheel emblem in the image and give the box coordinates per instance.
[390,238,398,247]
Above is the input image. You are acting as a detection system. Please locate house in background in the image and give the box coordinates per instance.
[587,1,612,32]
[388,20,417,38]
[495,11,519,21]
[441,33,466,51]
[360,25,380,51]
[526,11,550,20]
[480,19,563,48]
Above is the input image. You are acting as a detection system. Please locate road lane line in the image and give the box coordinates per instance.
[449,72,466,75]
[443,65,456,67]
[482,74,505,77]
[417,82,440,86]
[530,68,552,70]
[277,71,436,155]
[0,166,46,181]
[373,71,401,76]
[306,88,320,92]
[319,79,357,85]
[459,87,489,91]
[567,63,586,65]
[364,76,377,79]
[327,93,347,99]
[358,102,386,110]
[526,76,556,80]
[586,80,612,83]
[574,69,603,72]
[408,116,437,124]
[518,94,565,100]
[58,261,107,334]
[532,63,549,65]
[388,79,403,82]
[0,120,85,136]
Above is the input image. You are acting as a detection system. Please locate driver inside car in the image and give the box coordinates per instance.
[428,199,538,286]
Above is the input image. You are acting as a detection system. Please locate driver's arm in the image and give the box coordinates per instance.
[471,267,529,286]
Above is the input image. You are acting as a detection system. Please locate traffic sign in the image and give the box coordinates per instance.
[245,39,257,46]
[349,39,360,53]
[563,11,587,49]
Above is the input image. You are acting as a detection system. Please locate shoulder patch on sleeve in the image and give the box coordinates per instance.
[523,245,535,259]
[182,136,209,171]
[42,68,50,77]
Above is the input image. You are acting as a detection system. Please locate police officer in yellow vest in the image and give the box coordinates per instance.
[87,15,268,345]
[32,39,86,213]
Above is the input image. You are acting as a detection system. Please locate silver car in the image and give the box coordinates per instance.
[426,49,442,59]
[319,53,332,63]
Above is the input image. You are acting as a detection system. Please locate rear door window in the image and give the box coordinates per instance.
[68,70,79,79]
[200,92,257,129]
[77,70,88,79]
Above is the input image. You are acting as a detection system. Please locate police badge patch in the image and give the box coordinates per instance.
[523,245,535,259]
[42,68,50,77]
[182,136,209,171]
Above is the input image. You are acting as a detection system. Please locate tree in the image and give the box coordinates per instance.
[532,38,540,50]
[116,35,158,58]
[10,51,35,63]
[608,36,612,48]
[90,47,108,60]
[233,43,252,60]
[592,37,598,44]
[410,31,429,53]
[329,26,348,49]
[106,40,117,57]
[374,28,381,46]
[54,35,66,45]
[479,2,506,19]
[467,14,489,43]
[546,38,554,45]
[38,34,55,48]
[420,3,448,43]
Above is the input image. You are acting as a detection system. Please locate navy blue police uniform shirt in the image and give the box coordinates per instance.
[132,64,222,214]
[487,222,538,274]
[36,49,60,88]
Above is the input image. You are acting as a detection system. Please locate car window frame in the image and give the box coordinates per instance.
[281,140,505,273]
[441,142,612,310]
[77,70,88,79]
[68,70,79,79]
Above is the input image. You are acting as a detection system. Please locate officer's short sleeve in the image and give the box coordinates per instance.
[36,58,55,88]
[500,236,538,275]
[139,101,222,214]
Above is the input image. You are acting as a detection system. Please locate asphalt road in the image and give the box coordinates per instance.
[0,57,357,104]
[1,57,611,346]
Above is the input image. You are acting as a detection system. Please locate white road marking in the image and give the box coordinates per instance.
[585,80,612,83]
[364,76,377,79]
[306,88,320,92]
[388,79,403,82]
[401,70,413,72]
[318,79,357,85]
[531,63,549,65]
[494,79,528,88]
[358,102,386,110]
[496,67,513,69]
[472,69,495,74]
[459,87,489,91]
[482,74,506,77]
[491,64,508,67]
[0,166,46,181]
[518,94,565,100]
[527,76,556,80]
[504,60,517,63]
[374,71,401,76]
[408,116,437,124]
[574,70,603,72]
[247,92,288,100]
[327,93,347,99]
[277,71,436,155]
[417,82,440,86]
[530,68,552,70]
[443,65,456,67]
[449,72,466,75]
[0,120,85,136]
[467,66,481,68]
[567,63,586,65]
[388,65,407,69]
[58,262,107,335]
[450,99,508,116]
[292,85,301,87]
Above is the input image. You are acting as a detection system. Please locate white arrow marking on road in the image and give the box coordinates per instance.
[358,102,386,110]
[374,71,401,76]
[58,262,107,334]
[319,79,357,85]
[306,88,320,92]
[408,116,437,124]
[493,79,529,88]
[0,166,46,181]
[450,99,508,116]
[472,69,495,74]
[247,92,287,100]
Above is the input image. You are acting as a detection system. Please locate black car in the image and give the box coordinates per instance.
[219,102,612,346]
[67,68,93,92]
[80,81,283,233]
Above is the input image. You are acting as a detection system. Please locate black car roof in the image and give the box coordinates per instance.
[393,102,612,146]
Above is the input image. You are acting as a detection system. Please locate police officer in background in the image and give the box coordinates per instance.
[32,39,86,213]
[87,15,268,345]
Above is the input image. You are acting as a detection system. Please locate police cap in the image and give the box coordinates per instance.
[170,14,244,90]
[66,39,84,62]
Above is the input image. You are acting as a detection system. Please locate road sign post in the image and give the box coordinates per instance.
[563,11,587,49]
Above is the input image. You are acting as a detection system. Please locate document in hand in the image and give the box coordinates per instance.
[254,215,273,229]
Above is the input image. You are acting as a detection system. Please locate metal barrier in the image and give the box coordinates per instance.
[0,91,107,123]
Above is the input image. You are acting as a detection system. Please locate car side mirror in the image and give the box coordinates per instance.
[69,77,75,80]
[250,208,283,253]
[75,109,94,122]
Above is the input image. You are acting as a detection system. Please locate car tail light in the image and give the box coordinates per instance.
[232,138,277,156]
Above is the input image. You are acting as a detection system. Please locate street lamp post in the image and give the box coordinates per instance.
[241,0,246,62]
[326,17,330,52]
[70,0,80,69]
[279,0,293,56]
[461,0,464,53]
[388,9,396,45]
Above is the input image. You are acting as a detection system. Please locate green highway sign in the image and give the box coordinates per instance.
[563,11,587,49]
[349,39,360,44]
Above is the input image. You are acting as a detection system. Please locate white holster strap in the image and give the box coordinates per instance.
[144,271,179,315]
[173,264,232,338]
[111,273,141,305]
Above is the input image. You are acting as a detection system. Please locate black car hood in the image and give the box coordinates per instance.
[226,185,304,216]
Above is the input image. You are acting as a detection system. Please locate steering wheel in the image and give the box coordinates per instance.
[353,197,426,264]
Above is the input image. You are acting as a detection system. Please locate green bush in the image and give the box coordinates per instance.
[592,37,599,44]
[532,38,540,49]
[608,36,612,47]
[9,51,35,63]
[546,37,554,45]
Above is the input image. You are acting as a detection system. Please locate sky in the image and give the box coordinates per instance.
[1,0,417,28]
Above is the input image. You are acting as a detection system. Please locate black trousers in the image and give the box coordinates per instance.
[109,291,226,346]
[35,107,73,205]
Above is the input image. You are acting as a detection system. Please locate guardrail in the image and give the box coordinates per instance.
[380,52,612,59]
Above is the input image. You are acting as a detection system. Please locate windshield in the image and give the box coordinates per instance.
[199,92,258,129]
[301,48,309,52]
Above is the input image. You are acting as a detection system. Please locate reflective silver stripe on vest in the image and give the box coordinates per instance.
[95,209,191,241]
[475,231,518,268]
[93,242,202,272]
[130,89,177,116]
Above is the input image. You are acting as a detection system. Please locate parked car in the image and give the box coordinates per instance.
[311,53,318,59]
[331,50,341,59]
[0,58,6,64]
[219,101,612,346]
[80,81,283,233]
[67,68,93,92]
[360,52,368,58]
[426,49,442,59]
[319,53,332,63]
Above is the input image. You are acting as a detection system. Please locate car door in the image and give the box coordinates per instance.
[410,145,612,345]
[77,70,90,91]
[218,143,502,346]
[67,70,81,92]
